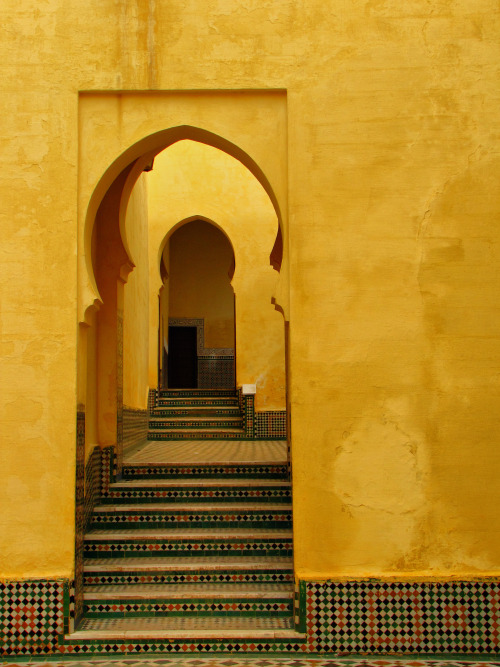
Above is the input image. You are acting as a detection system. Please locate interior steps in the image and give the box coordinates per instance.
[149,389,245,440]
[76,455,303,647]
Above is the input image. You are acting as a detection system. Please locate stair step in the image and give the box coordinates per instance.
[157,398,239,407]
[70,615,306,642]
[84,582,292,598]
[149,418,243,429]
[83,555,294,585]
[102,479,291,504]
[91,503,292,529]
[151,408,241,417]
[159,389,237,396]
[85,556,293,571]
[121,462,288,479]
[148,429,246,440]
[84,529,293,558]
[83,582,293,618]
[85,528,293,539]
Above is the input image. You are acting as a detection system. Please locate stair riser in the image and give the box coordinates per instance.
[84,572,294,586]
[157,399,239,407]
[84,541,293,559]
[121,464,288,480]
[151,409,241,417]
[149,420,243,429]
[91,519,292,530]
[148,432,246,440]
[83,599,293,618]
[101,489,291,503]
[159,390,236,397]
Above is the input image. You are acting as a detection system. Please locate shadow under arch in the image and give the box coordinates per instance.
[156,214,237,288]
[83,126,284,322]
[157,216,237,390]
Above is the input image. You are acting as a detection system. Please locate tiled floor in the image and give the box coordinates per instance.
[3,657,500,666]
[125,440,287,464]
[76,616,295,631]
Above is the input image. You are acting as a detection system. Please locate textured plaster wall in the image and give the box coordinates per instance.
[0,0,499,580]
[123,174,150,410]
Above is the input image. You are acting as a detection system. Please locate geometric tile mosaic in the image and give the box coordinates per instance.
[5,660,500,667]
[255,411,287,440]
[306,580,500,654]
[0,580,66,656]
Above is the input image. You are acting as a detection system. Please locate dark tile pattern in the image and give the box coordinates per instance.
[77,443,103,630]
[242,393,255,438]
[148,388,157,410]
[306,580,500,654]
[83,598,293,618]
[83,537,294,558]
[84,570,294,587]
[198,356,235,388]
[2,578,500,657]
[123,406,148,456]
[84,448,103,531]
[74,408,86,630]
[90,508,292,530]
[100,485,291,503]
[121,463,288,479]
[0,580,66,656]
[255,412,287,440]
[116,311,124,478]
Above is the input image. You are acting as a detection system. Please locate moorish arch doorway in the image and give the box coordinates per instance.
[75,122,294,644]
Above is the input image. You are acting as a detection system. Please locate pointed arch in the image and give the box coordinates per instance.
[82,125,283,324]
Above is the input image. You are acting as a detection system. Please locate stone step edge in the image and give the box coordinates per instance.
[148,429,246,434]
[84,558,293,571]
[93,503,292,512]
[122,461,287,468]
[67,629,306,640]
[85,531,293,540]
[83,591,294,601]
[109,479,290,487]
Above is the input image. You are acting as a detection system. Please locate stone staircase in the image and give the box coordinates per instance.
[77,454,302,644]
[148,389,245,440]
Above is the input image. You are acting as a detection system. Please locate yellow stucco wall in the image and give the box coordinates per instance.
[123,174,150,410]
[1,0,499,580]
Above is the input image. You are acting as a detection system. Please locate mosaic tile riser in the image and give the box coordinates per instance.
[2,579,499,656]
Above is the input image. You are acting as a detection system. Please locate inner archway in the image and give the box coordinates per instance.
[162,219,236,390]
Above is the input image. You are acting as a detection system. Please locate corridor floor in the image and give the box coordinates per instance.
[124,439,288,464]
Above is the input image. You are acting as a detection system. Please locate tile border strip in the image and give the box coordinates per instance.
[2,577,499,656]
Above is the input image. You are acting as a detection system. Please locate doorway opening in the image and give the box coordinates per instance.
[159,217,236,390]
[167,326,197,388]
[76,124,292,640]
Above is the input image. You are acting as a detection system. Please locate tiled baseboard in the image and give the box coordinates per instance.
[2,577,499,656]
[302,579,500,654]
[239,391,287,440]
[0,579,69,656]
[255,411,287,439]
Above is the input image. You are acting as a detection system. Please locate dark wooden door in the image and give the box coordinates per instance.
[168,326,197,388]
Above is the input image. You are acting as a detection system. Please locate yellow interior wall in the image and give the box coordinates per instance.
[1,0,500,581]
[168,220,234,350]
[123,174,150,409]
[148,141,286,410]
